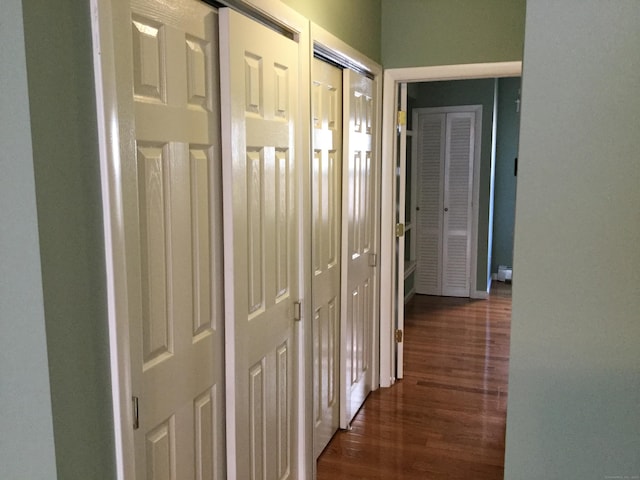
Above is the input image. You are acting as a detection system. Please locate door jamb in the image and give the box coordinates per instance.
[380,61,522,388]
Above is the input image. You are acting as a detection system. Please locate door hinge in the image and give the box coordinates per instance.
[397,110,407,127]
[132,396,139,430]
[369,253,377,267]
[293,301,302,322]
[395,223,405,237]
[395,329,403,343]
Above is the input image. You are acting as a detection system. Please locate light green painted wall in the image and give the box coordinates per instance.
[281,0,382,63]
[0,1,58,478]
[22,1,116,478]
[505,1,640,477]
[381,0,525,68]
[491,77,520,274]
[408,79,495,292]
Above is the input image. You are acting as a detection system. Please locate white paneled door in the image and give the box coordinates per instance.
[126,0,225,478]
[311,57,342,459]
[415,108,477,297]
[341,69,378,428]
[220,8,299,480]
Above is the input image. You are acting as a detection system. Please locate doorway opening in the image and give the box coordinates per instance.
[379,61,522,387]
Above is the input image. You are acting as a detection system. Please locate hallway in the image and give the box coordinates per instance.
[317,283,512,479]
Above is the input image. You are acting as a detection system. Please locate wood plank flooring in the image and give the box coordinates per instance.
[317,283,512,479]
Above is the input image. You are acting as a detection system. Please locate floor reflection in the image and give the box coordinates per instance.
[317,282,512,480]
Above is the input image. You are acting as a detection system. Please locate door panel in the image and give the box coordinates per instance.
[311,57,342,458]
[220,9,298,479]
[442,113,474,296]
[415,113,445,295]
[342,69,376,427]
[126,1,224,479]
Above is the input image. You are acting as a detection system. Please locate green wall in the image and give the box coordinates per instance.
[0,1,58,478]
[505,1,640,477]
[282,0,382,63]
[381,0,526,68]
[408,79,495,293]
[491,77,520,274]
[22,0,116,478]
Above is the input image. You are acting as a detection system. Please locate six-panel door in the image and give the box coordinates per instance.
[341,69,377,428]
[220,9,299,480]
[311,57,343,459]
[127,0,225,478]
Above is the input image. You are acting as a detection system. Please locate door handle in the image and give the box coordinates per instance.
[444,207,448,212]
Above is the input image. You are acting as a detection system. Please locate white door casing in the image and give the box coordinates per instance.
[395,82,408,380]
[220,8,299,479]
[341,69,377,428]
[380,63,520,389]
[311,57,342,459]
[127,0,225,478]
[414,107,479,297]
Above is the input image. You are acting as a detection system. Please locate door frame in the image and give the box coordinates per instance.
[379,61,522,388]
[90,0,310,478]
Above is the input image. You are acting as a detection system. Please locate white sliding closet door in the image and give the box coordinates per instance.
[415,108,477,297]
[220,8,299,480]
[126,1,225,478]
[341,69,377,428]
[311,57,342,459]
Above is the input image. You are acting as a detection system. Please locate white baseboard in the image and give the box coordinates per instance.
[404,287,416,304]
[470,277,491,299]
[471,290,488,299]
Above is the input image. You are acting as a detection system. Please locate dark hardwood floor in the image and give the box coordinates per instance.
[317,282,512,479]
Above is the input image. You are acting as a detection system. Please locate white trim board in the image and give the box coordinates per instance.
[311,23,382,78]
[379,61,522,388]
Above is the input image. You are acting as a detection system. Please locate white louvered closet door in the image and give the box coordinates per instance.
[415,113,445,295]
[415,109,475,297]
[442,113,474,297]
